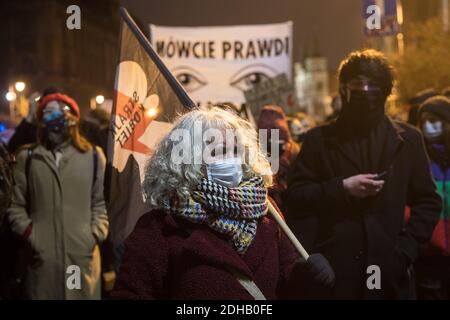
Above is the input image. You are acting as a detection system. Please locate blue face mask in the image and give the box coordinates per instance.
[43,110,67,133]
[206,157,243,188]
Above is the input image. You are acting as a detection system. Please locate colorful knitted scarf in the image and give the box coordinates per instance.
[165,176,268,254]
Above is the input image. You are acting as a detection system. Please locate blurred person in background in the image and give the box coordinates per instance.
[258,105,299,213]
[288,112,317,144]
[416,96,450,300]
[7,93,109,299]
[286,49,441,299]
[79,108,111,154]
[0,139,15,298]
[7,87,60,154]
[0,141,13,216]
[407,88,439,127]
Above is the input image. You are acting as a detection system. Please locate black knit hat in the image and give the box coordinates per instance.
[409,88,439,106]
[419,95,450,122]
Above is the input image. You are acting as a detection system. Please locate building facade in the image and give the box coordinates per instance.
[0,0,120,120]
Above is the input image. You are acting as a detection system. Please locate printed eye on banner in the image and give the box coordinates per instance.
[172,66,208,92]
[230,64,278,92]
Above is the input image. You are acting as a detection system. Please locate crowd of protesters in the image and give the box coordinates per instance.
[0,49,449,300]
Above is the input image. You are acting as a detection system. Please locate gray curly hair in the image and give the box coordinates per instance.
[142,106,272,209]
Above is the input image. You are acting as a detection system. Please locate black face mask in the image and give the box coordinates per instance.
[337,89,386,133]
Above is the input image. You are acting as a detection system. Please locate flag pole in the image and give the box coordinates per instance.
[267,201,309,259]
[119,7,195,109]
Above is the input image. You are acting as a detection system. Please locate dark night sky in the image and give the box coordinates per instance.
[119,0,366,72]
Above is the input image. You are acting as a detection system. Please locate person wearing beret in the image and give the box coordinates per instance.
[8,93,109,299]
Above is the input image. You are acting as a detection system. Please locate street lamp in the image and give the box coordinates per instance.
[95,95,105,104]
[5,91,16,101]
[15,81,26,92]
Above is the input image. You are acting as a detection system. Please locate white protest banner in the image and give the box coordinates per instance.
[150,22,293,106]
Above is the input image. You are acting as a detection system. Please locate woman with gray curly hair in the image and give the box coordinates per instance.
[112,106,334,300]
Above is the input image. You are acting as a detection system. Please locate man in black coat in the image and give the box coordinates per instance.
[286,49,441,299]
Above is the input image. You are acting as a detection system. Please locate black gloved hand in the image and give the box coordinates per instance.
[285,253,335,299]
[302,253,335,287]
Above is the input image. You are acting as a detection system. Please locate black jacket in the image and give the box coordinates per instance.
[7,120,37,154]
[286,118,441,299]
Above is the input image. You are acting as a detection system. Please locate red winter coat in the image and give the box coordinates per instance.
[111,209,304,300]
